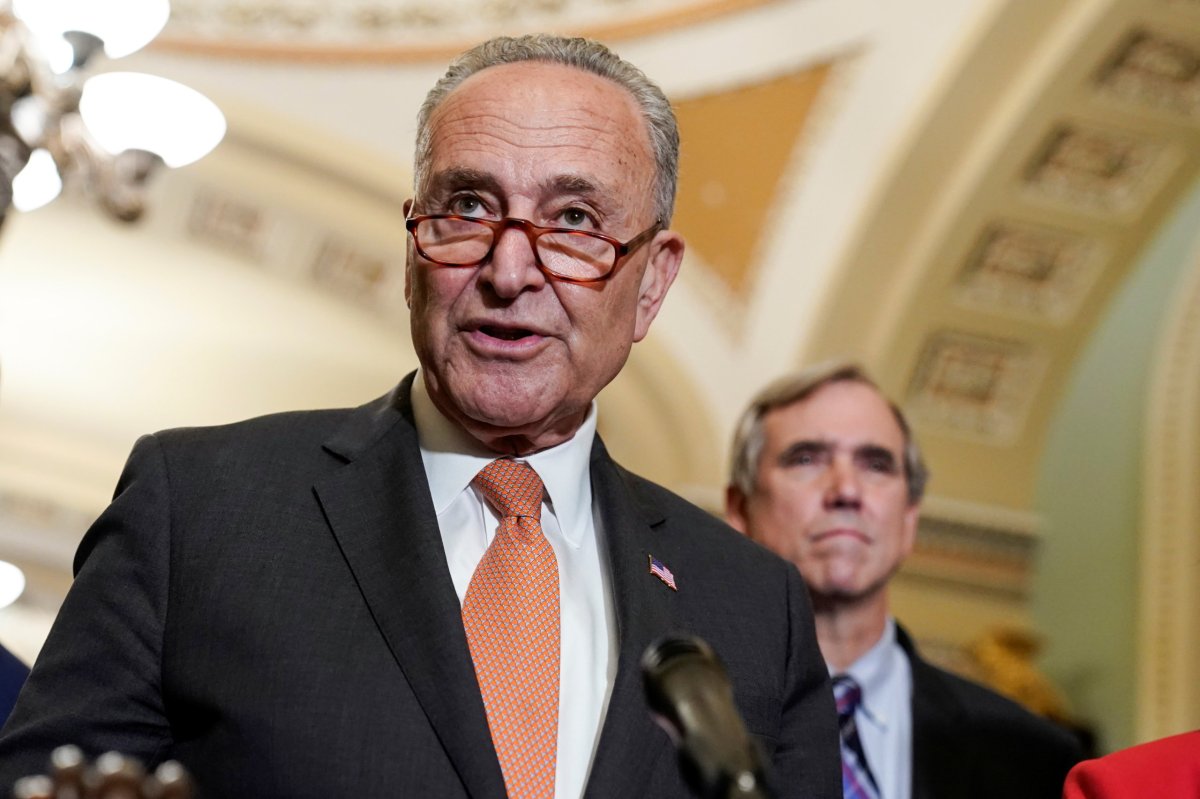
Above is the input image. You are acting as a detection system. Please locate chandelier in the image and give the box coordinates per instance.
[0,0,225,225]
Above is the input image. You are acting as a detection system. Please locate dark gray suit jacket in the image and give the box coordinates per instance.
[901,625,1083,799]
[0,378,840,798]
[0,645,27,728]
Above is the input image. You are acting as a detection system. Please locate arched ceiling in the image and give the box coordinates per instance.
[155,0,780,60]
[1,0,1198,663]
[807,0,1200,510]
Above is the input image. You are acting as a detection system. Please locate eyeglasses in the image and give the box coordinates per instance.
[405,214,662,284]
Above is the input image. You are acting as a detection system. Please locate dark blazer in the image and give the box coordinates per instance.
[0,377,840,798]
[901,625,1083,799]
[0,645,28,727]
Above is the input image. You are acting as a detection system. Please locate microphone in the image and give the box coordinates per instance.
[641,635,775,799]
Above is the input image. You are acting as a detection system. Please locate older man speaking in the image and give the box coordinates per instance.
[0,35,839,799]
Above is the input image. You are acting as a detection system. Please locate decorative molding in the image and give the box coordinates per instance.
[903,499,1040,599]
[1023,122,1173,216]
[157,0,778,61]
[954,220,1107,325]
[906,331,1047,445]
[310,235,407,313]
[1136,222,1200,740]
[0,490,88,570]
[187,188,270,259]
[0,490,86,620]
[184,183,409,321]
[920,494,1042,537]
[1095,28,1200,119]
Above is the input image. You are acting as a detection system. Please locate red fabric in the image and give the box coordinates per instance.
[1062,731,1200,798]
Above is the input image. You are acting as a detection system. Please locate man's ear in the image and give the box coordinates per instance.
[403,199,415,309]
[900,502,921,557]
[633,230,685,342]
[725,484,750,535]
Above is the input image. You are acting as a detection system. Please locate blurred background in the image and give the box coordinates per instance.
[1,0,1197,756]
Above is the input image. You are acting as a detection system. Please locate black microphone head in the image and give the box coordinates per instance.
[641,635,772,799]
[641,635,718,721]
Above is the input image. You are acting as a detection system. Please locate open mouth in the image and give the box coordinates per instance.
[480,324,534,341]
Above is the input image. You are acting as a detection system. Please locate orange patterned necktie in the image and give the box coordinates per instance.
[462,458,560,799]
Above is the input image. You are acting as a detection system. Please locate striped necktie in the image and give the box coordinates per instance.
[462,458,560,799]
[833,674,881,799]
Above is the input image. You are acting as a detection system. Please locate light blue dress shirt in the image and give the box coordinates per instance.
[837,618,913,799]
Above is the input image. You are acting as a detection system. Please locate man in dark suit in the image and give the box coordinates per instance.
[0,34,840,798]
[725,361,1083,799]
[0,643,27,726]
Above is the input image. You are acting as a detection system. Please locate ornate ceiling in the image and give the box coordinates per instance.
[159,0,773,58]
[808,0,1200,509]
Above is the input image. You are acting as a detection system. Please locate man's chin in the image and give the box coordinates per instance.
[811,573,893,610]
[431,371,553,425]
[461,395,560,431]
[455,397,587,454]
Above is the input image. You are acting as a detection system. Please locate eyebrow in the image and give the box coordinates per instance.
[551,173,601,196]
[551,173,622,216]
[856,444,898,468]
[423,168,619,215]
[777,440,829,463]
[777,439,899,466]
[424,167,501,199]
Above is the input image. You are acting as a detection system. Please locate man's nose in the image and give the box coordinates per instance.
[478,222,546,298]
[824,458,863,509]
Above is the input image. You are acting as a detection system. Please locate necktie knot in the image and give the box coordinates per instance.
[832,674,880,799]
[473,459,544,521]
[833,674,863,718]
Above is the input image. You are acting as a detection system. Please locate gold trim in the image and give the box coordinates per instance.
[1137,225,1200,740]
[152,0,779,63]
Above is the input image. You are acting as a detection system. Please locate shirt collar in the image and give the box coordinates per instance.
[838,617,899,729]
[411,370,596,549]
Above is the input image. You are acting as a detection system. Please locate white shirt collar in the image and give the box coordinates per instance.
[411,370,597,549]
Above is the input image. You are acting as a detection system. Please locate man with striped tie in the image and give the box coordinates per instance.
[726,362,1083,799]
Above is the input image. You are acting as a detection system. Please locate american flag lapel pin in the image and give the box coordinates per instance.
[648,554,678,591]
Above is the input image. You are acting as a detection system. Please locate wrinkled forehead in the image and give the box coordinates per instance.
[432,59,643,125]
[423,60,655,182]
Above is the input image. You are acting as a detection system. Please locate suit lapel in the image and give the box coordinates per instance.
[313,378,505,799]
[900,625,970,799]
[584,442,679,798]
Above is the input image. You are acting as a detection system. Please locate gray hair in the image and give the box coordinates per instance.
[728,361,929,506]
[413,33,680,224]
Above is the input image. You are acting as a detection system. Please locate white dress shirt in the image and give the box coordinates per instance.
[411,372,617,799]
[838,618,913,799]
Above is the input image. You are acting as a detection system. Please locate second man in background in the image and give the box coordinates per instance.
[726,362,1083,799]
